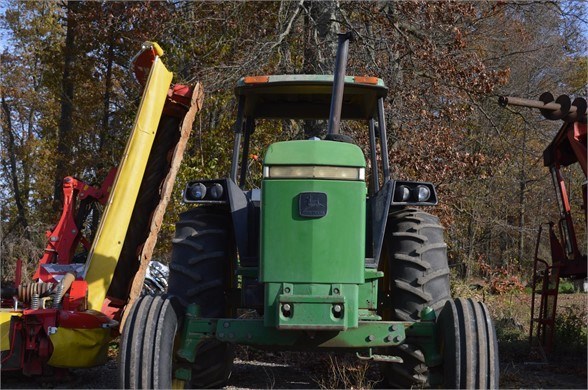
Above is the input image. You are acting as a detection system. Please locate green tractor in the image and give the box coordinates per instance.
[120,34,498,389]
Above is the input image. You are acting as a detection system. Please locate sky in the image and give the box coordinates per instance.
[0,1,9,52]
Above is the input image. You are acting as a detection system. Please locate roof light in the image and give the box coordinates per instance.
[353,76,379,85]
[243,76,270,84]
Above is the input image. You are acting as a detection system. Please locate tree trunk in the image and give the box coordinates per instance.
[302,0,340,138]
[53,0,78,205]
[99,31,114,160]
[518,122,527,264]
[1,94,30,239]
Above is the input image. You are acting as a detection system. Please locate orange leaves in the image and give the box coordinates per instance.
[453,27,466,49]
[480,261,526,295]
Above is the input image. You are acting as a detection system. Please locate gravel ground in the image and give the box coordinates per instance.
[2,351,587,389]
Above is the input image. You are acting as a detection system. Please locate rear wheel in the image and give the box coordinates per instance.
[379,208,451,388]
[437,298,499,389]
[167,207,235,388]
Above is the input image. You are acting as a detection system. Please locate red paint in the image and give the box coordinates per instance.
[34,171,115,281]
[58,310,111,329]
[63,280,88,311]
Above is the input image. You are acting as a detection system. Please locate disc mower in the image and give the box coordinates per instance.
[1,42,203,376]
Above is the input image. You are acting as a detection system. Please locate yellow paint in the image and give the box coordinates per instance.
[47,327,112,368]
[0,310,22,351]
[84,56,173,311]
[145,41,164,57]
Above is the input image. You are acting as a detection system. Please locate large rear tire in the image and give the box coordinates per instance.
[437,298,499,389]
[379,208,451,388]
[167,207,235,388]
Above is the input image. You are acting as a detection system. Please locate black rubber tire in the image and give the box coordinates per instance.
[167,207,235,389]
[120,294,154,389]
[119,295,180,389]
[437,298,499,389]
[379,208,451,388]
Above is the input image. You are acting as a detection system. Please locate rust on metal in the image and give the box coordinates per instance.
[498,93,587,123]
[120,83,204,331]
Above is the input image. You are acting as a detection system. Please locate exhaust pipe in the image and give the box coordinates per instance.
[327,32,354,135]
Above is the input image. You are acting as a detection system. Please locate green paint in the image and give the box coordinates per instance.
[405,311,442,367]
[358,269,383,318]
[260,140,367,330]
[260,179,366,283]
[264,282,358,329]
[186,316,408,349]
[263,140,366,167]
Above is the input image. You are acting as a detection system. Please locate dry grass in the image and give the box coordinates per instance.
[1,223,46,284]
[312,354,378,390]
[231,287,587,389]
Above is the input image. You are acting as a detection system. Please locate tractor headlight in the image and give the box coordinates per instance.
[263,166,365,181]
[188,183,207,200]
[184,180,227,203]
[416,185,431,202]
[391,181,438,206]
[209,183,224,199]
[396,185,411,202]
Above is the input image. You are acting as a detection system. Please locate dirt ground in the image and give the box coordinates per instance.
[2,344,585,389]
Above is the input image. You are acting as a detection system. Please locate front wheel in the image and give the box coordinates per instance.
[119,295,180,389]
[437,298,499,389]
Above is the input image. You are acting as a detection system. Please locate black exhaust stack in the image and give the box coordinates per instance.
[327,32,354,135]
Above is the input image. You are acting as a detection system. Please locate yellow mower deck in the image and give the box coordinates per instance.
[83,56,173,312]
[81,46,203,319]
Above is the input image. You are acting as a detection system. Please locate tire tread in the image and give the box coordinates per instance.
[380,208,451,388]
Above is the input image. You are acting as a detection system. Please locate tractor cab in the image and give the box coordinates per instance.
[231,75,387,189]
[231,75,387,186]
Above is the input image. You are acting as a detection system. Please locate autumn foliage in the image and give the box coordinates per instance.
[1,1,586,282]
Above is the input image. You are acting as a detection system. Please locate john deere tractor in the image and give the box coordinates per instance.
[120,34,498,389]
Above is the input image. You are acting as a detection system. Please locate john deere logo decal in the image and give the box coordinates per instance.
[298,192,328,218]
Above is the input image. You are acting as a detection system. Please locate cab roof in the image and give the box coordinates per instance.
[234,75,388,120]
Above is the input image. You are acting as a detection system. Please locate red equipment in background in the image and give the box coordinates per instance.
[500,93,587,355]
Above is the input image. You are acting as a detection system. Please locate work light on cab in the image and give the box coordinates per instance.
[396,185,411,202]
[209,183,224,199]
[392,180,438,206]
[183,180,229,203]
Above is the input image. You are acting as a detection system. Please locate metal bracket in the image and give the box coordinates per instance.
[356,350,403,363]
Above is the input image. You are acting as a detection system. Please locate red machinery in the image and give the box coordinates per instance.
[499,93,587,354]
[1,42,202,376]
[33,170,116,283]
